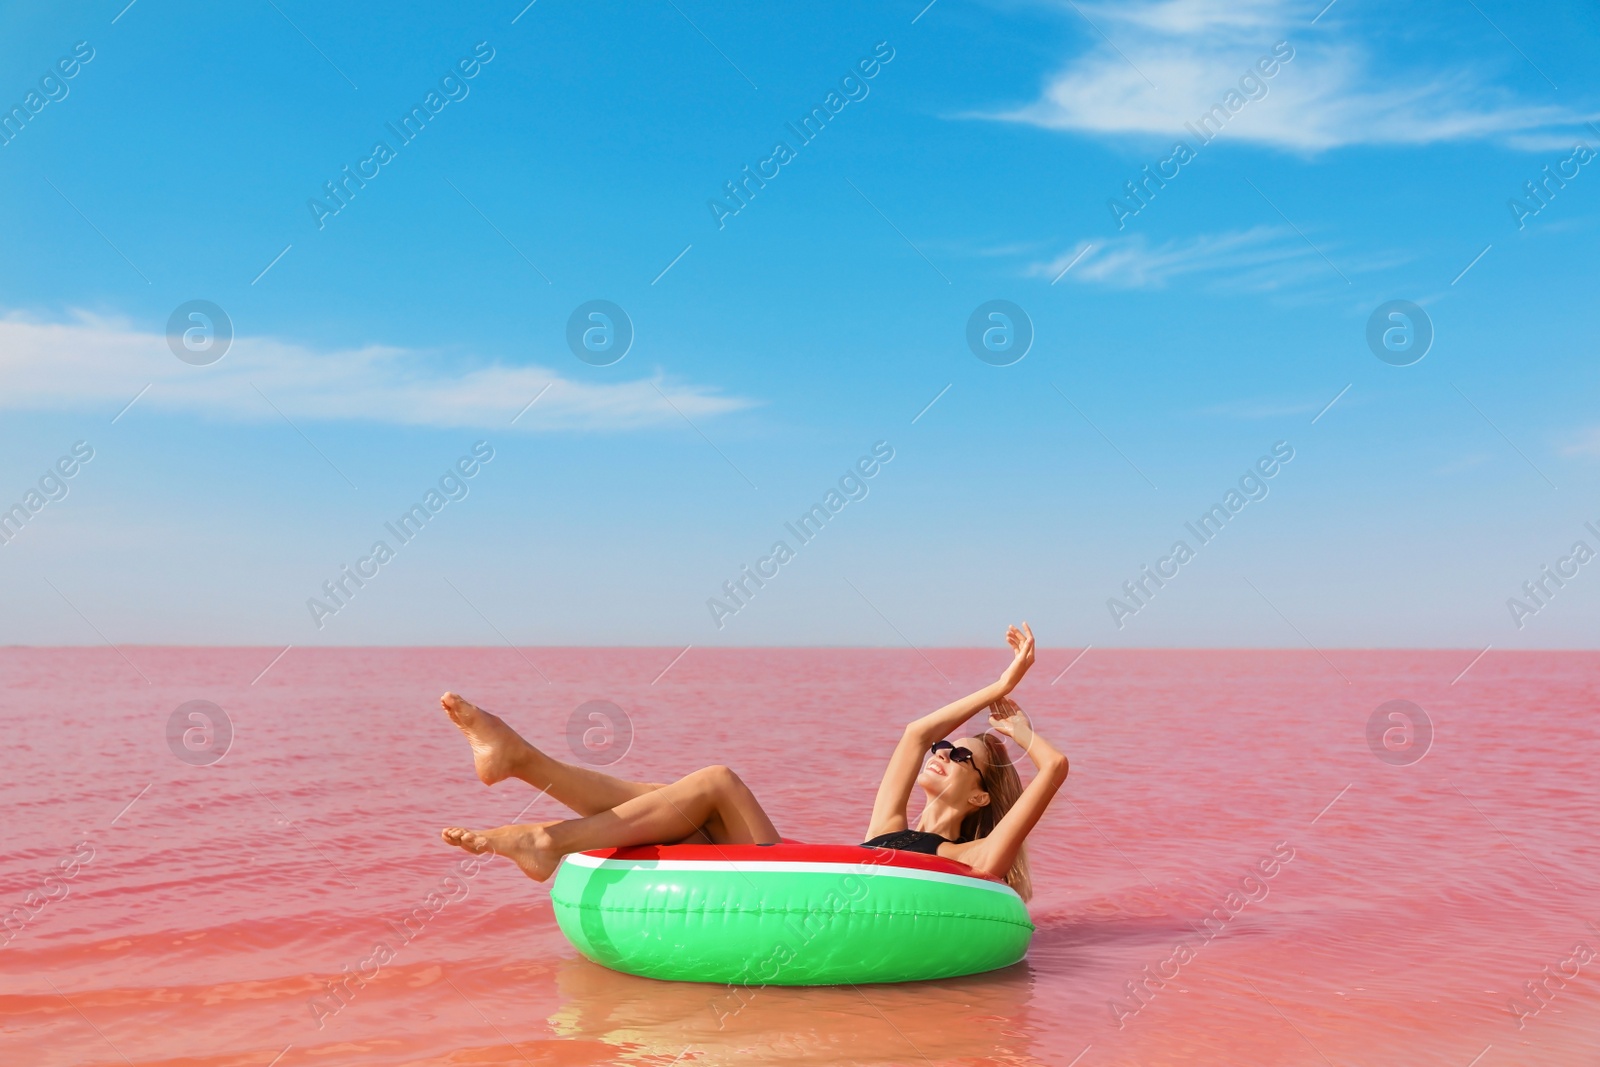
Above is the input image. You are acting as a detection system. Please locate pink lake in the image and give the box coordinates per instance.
[1,647,1596,1066]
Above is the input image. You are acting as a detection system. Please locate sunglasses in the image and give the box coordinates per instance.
[930,740,980,771]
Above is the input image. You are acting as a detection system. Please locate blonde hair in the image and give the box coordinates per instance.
[958,731,1033,901]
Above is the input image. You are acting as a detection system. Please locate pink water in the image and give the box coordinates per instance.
[2,647,1596,1067]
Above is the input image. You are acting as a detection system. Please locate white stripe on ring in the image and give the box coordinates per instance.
[559,854,1022,898]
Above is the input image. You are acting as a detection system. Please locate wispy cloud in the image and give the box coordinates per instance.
[990,0,1594,151]
[1026,226,1376,291]
[0,310,754,430]
[1559,427,1600,459]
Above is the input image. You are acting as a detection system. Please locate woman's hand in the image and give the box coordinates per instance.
[987,696,1035,748]
[901,622,1038,756]
[997,622,1035,693]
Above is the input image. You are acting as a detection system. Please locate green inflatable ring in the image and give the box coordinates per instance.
[550,841,1034,985]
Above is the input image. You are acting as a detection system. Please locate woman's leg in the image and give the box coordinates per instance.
[441,764,780,882]
[442,693,662,817]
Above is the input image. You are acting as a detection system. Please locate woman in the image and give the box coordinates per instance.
[440,623,1068,898]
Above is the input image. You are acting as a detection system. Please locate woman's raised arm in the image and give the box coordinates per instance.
[863,623,1036,840]
[952,699,1069,881]
[906,623,1035,744]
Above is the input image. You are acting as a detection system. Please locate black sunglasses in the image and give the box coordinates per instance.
[931,740,980,770]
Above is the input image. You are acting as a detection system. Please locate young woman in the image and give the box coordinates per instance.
[440,623,1068,899]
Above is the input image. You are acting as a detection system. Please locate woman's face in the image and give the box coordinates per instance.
[917,736,989,802]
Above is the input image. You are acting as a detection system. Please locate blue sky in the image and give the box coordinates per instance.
[1,0,1598,649]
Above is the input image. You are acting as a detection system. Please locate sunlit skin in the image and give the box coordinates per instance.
[440,622,1069,883]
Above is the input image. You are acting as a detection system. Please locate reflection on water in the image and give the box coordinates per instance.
[547,954,1045,1066]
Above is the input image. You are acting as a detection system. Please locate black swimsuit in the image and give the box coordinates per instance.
[860,829,952,855]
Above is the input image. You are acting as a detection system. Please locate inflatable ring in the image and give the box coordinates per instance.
[550,841,1034,985]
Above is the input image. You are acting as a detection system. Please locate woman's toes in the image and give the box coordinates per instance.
[441,827,486,852]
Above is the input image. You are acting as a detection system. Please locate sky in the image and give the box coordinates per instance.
[1,0,1598,650]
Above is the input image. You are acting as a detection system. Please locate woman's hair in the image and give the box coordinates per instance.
[958,730,1033,901]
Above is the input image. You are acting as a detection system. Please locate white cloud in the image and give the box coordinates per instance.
[1102,0,1285,35]
[1028,226,1361,290]
[991,0,1594,151]
[1559,427,1600,459]
[0,310,755,430]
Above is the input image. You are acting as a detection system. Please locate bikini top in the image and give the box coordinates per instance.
[859,828,953,855]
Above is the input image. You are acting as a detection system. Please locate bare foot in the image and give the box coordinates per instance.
[440,692,528,786]
[440,823,562,882]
